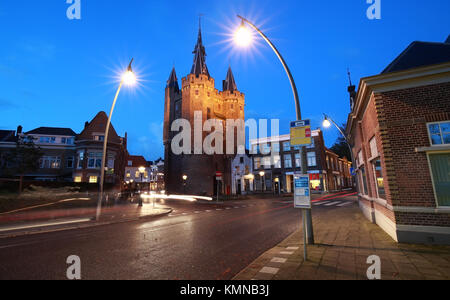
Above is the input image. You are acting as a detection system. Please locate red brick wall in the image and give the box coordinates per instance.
[376,82,450,226]
[377,82,450,207]
[354,81,450,228]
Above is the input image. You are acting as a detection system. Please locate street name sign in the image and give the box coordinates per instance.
[294,173,311,209]
[290,120,312,146]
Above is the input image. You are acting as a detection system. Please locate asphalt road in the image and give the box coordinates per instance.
[0,192,357,280]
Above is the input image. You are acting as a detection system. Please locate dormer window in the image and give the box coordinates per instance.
[428,122,450,145]
[94,135,105,142]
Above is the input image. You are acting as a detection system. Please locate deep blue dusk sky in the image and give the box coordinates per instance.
[0,0,449,160]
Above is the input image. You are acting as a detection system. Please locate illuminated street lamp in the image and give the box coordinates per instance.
[183,175,188,194]
[96,59,137,221]
[234,16,314,245]
[138,166,146,207]
[259,171,265,192]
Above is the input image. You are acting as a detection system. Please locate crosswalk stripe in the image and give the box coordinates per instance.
[314,201,330,206]
[324,201,342,206]
[337,202,353,207]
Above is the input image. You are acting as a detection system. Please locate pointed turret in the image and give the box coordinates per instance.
[347,68,357,111]
[223,67,237,93]
[167,67,179,92]
[190,21,210,77]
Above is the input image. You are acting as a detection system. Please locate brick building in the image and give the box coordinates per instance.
[346,36,450,244]
[163,25,245,196]
[124,155,150,184]
[73,111,128,187]
[250,130,353,193]
[0,126,77,182]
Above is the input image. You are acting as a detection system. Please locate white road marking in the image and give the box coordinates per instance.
[337,202,353,207]
[0,218,92,233]
[286,247,299,250]
[280,251,294,255]
[260,267,279,275]
[324,201,342,206]
[271,257,287,263]
[313,201,330,206]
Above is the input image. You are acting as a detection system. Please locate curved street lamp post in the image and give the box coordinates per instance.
[96,59,136,221]
[236,16,314,247]
[322,114,358,193]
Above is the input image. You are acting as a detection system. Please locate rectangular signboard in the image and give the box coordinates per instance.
[294,174,311,209]
[290,120,312,146]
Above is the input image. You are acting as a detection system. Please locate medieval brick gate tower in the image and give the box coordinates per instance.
[163,24,245,196]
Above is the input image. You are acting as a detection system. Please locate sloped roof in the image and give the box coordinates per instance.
[190,24,210,77]
[382,38,450,74]
[223,67,238,93]
[167,67,180,92]
[0,130,17,142]
[25,127,76,136]
[126,155,148,167]
[78,111,122,144]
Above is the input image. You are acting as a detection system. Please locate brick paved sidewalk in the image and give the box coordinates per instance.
[234,204,450,280]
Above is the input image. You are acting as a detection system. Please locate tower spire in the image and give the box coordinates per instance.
[167,67,179,92]
[223,66,237,93]
[347,68,356,111]
[190,17,210,77]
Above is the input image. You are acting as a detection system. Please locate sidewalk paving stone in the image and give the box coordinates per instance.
[233,205,450,280]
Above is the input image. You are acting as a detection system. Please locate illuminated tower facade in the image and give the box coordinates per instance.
[163,25,245,196]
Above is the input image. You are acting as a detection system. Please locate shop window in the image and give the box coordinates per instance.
[89,176,98,184]
[373,159,386,199]
[429,153,450,206]
[74,176,82,183]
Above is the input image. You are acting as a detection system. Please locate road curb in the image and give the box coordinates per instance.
[0,208,173,240]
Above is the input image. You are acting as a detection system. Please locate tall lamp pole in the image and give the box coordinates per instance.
[96,59,136,221]
[323,114,358,191]
[236,16,314,244]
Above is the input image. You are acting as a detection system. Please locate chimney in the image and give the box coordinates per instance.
[17,125,23,135]
[445,34,450,44]
[84,121,89,129]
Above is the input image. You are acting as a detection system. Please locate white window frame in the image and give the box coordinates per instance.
[371,157,386,200]
[426,150,450,208]
[307,152,317,167]
[427,121,450,146]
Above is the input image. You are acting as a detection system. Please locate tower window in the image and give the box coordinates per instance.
[195,90,199,96]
